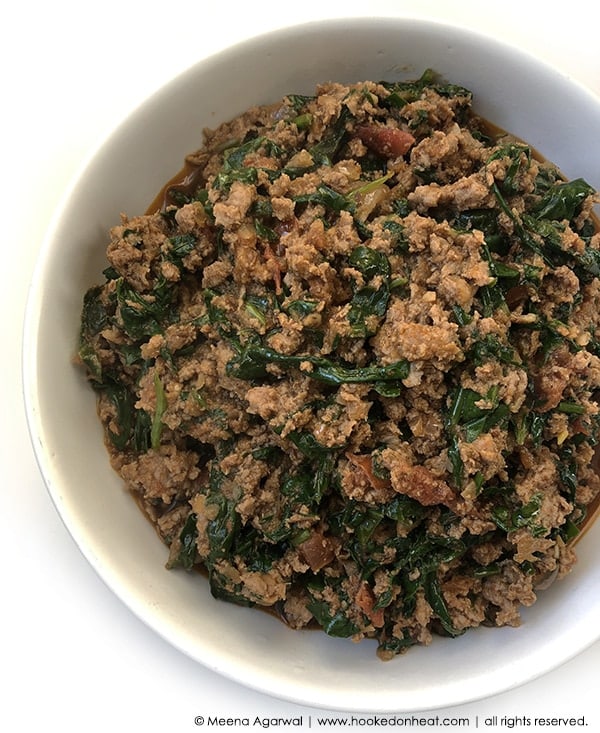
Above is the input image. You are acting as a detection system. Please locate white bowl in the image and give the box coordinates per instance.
[23,17,600,712]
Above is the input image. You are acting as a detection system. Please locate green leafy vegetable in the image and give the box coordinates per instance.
[533,178,595,221]
[166,233,197,265]
[168,513,198,570]
[348,245,391,281]
[293,183,353,213]
[423,573,462,637]
[151,372,167,450]
[116,277,175,341]
[226,342,409,388]
[307,597,360,638]
[491,494,544,535]
[308,106,352,165]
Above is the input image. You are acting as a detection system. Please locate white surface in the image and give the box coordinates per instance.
[5,1,600,730]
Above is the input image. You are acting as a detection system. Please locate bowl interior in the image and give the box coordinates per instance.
[24,16,600,712]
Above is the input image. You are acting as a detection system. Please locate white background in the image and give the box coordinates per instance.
[4,1,599,730]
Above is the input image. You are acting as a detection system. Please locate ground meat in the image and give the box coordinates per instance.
[381,445,458,509]
[120,446,200,505]
[372,308,463,369]
[441,574,487,631]
[482,563,537,626]
[459,428,507,482]
[78,70,600,659]
[408,173,494,213]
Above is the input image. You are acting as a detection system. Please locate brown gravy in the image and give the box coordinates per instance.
[146,159,204,215]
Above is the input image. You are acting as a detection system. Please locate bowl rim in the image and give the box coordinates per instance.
[22,14,600,712]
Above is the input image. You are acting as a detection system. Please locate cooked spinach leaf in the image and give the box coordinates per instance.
[348,245,391,281]
[168,513,198,570]
[226,340,409,387]
[116,277,175,341]
[151,372,167,450]
[423,573,462,637]
[533,178,595,222]
[491,494,544,535]
[308,106,352,165]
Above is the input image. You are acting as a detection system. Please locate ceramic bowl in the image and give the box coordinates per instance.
[23,16,600,712]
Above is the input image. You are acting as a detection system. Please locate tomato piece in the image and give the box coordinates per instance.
[345,452,390,492]
[356,125,415,157]
[355,582,385,628]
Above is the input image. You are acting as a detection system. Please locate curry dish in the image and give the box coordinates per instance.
[78,71,600,658]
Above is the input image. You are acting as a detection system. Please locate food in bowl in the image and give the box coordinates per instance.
[77,70,600,659]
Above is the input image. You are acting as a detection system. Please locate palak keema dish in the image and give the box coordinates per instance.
[77,69,600,659]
